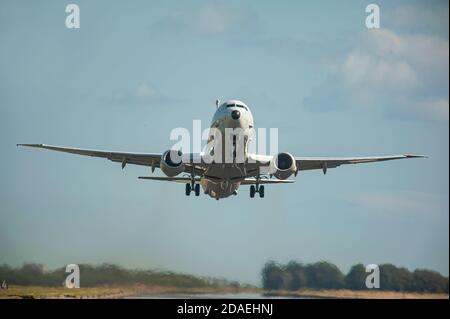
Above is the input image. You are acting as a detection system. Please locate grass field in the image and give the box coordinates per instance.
[265,289,449,299]
[0,286,136,299]
[0,285,254,299]
[0,285,448,299]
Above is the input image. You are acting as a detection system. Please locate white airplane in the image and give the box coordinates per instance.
[18,99,426,200]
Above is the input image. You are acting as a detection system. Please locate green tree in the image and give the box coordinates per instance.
[345,264,367,290]
[379,264,413,291]
[412,269,449,293]
[261,261,292,290]
[305,262,345,289]
[285,261,308,290]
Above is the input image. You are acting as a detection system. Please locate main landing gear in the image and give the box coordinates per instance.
[185,166,200,197]
[250,185,264,198]
[250,170,265,198]
[185,183,200,196]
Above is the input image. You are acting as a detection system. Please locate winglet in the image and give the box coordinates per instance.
[404,154,428,158]
[17,143,44,147]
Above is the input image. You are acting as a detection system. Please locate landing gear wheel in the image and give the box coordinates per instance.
[185,183,191,196]
[250,185,256,198]
[194,184,200,196]
[259,185,265,198]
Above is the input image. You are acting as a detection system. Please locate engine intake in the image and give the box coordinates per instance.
[160,150,185,177]
[270,152,297,180]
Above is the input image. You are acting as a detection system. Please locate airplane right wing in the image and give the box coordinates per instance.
[17,143,210,177]
[17,144,162,169]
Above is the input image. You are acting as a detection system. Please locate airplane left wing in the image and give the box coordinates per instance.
[17,144,162,169]
[295,154,427,172]
[248,153,427,175]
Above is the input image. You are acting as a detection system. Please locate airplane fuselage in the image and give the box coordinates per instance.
[201,100,254,199]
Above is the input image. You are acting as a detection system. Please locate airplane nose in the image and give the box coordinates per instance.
[231,110,240,120]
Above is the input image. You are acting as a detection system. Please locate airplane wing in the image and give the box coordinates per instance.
[17,143,162,169]
[18,144,426,178]
[248,153,426,175]
[295,154,427,173]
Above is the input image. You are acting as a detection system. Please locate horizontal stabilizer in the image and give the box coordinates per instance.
[138,176,294,185]
[138,176,200,183]
[241,178,294,185]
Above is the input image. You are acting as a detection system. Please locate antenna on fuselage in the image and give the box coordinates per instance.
[216,99,220,109]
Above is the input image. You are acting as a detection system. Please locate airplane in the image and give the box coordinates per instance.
[18,99,426,200]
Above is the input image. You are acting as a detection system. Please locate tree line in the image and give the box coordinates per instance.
[262,261,449,293]
[2,261,447,293]
[0,263,226,288]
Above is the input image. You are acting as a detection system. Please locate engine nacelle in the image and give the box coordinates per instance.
[160,150,185,177]
[270,152,297,180]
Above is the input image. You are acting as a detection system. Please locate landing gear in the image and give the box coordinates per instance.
[186,183,201,197]
[194,184,200,196]
[249,185,264,198]
[185,183,191,196]
[259,185,264,198]
[250,169,265,198]
[186,166,200,197]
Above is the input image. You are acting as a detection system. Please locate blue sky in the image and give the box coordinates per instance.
[0,0,448,285]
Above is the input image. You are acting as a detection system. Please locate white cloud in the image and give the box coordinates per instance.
[305,28,449,123]
[385,4,449,36]
[110,82,176,107]
[342,29,449,93]
[406,98,450,123]
[192,4,236,34]
[343,52,418,90]
[429,99,450,121]
[152,4,258,35]
[135,83,158,100]
[366,29,449,70]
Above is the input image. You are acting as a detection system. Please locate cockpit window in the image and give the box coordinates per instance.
[227,103,248,111]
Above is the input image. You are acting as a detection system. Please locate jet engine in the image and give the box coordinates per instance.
[160,150,185,177]
[270,152,297,180]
